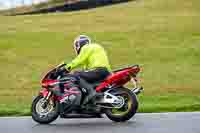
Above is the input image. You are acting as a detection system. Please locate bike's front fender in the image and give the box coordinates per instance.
[39,88,62,101]
[39,88,49,97]
[32,89,50,102]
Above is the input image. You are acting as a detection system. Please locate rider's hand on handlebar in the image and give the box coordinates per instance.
[56,67,69,75]
[56,62,70,75]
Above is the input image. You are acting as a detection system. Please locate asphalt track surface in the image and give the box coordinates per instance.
[0,112,200,133]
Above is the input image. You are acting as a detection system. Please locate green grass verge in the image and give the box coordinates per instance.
[0,0,200,116]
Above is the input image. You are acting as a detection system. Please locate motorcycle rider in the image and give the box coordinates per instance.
[59,35,111,107]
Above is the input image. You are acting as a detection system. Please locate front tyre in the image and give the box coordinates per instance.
[105,87,138,122]
[31,95,59,124]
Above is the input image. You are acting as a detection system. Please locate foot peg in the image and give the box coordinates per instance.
[132,87,144,95]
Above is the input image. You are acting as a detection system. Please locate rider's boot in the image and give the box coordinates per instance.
[79,78,96,105]
[58,83,82,113]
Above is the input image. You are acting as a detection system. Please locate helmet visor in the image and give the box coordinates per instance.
[74,41,80,55]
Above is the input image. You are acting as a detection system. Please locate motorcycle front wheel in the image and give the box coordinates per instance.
[31,95,59,124]
[105,87,138,122]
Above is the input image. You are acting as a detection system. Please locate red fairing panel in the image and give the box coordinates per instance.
[96,68,132,92]
[41,80,59,88]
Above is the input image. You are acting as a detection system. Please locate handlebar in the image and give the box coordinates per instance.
[56,63,66,69]
[55,63,70,76]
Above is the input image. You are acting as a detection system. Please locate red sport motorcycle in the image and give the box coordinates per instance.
[31,63,143,124]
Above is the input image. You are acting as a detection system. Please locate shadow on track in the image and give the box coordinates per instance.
[32,118,137,132]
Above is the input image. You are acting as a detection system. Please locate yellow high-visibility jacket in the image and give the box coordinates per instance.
[66,43,111,71]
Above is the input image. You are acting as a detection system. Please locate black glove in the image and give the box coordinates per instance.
[56,67,69,75]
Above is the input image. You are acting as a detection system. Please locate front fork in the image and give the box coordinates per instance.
[38,89,53,108]
[45,91,52,101]
[42,91,53,109]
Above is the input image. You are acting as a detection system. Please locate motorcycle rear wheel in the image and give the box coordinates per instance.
[105,87,138,122]
[31,95,59,124]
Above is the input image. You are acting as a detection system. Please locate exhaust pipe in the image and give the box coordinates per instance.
[132,87,143,95]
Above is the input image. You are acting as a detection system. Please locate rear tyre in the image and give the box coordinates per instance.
[105,87,138,122]
[31,95,59,124]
